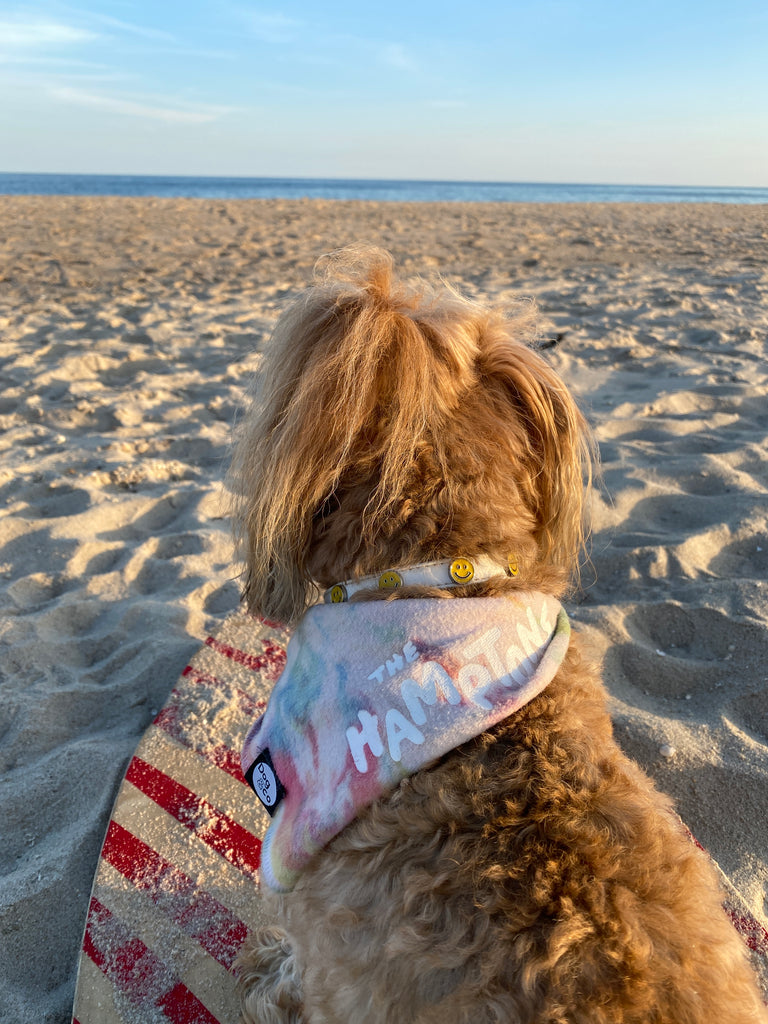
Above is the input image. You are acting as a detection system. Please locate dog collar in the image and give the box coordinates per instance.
[322,555,519,604]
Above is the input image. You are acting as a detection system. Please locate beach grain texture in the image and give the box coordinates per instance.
[0,197,766,1022]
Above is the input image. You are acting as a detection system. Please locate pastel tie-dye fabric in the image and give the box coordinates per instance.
[242,592,570,892]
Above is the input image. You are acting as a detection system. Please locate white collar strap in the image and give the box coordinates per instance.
[322,555,517,604]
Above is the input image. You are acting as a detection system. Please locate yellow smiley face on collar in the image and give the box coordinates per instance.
[329,584,347,603]
[449,558,475,583]
[378,570,403,590]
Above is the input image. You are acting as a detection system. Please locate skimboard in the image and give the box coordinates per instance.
[73,610,768,1023]
[72,610,290,1024]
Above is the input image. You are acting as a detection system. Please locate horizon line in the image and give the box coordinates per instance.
[0,171,766,193]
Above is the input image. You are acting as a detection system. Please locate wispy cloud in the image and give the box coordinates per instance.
[0,18,98,50]
[240,10,304,44]
[51,85,237,123]
[139,45,234,62]
[0,9,218,60]
[0,55,112,69]
[70,10,177,43]
[378,43,418,72]
[64,6,232,59]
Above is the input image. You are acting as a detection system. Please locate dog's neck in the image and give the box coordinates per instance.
[317,555,518,605]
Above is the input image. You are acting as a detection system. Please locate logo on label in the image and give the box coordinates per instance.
[255,761,277,804]
[245,749,286,816]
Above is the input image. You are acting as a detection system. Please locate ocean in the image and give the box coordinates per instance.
[0,173,766,204]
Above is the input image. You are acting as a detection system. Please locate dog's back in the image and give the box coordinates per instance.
[260,648,764,1024]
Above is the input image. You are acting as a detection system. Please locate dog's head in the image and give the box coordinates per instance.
[230,246,593,624]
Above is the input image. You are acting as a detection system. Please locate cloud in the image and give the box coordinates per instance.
[0,55,112,69]
[73,11,177,42]
[241,11,304,44]
[379,43,418,72]
[50,86,236,124]
[54,6,232,59]
[0,19,98,49]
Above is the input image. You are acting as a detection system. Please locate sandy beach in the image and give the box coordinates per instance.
[1,196,766,1022]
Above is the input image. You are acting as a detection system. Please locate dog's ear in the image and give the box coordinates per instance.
[228,289,354,625]
[478,329,594,579]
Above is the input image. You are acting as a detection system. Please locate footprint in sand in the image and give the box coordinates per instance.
[608,604,768,725]
[708,535,768,580]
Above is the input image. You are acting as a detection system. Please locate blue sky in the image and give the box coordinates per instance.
[1,1,766,185]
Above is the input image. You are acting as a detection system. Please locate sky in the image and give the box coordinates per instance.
[1,1,766,186]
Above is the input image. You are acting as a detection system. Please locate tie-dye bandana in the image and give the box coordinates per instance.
[242,592,570,892]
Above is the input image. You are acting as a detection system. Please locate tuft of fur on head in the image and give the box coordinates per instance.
[229,246,594,625]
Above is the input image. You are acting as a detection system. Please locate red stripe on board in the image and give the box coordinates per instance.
[101,820,248,970]
[125,757,262,877]
[685,823,768,960]
[179,665,267,717]
[204,634,286,677]
[160,983,222,1024]
[83,897,220,1024]
[258,616,285,630]
[153,703,246,783]
[151,665,268,784]
[726,907,768,956]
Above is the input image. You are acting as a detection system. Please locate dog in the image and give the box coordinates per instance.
[229,247,767,1023]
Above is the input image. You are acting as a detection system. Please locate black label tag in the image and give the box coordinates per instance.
[244,748,286,816]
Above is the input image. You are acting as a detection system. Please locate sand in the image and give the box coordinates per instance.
[0,196,766,1023]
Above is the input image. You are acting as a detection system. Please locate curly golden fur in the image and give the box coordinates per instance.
[230,247,767,1023]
